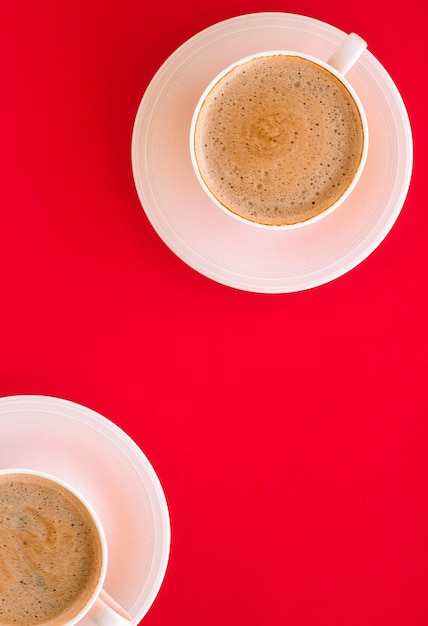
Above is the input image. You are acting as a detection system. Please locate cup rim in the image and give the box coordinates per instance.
[190,49,369,229]
[0,467,108,626]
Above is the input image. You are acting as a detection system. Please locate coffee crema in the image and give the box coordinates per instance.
[0,473,102,626]
[193,54,364,225]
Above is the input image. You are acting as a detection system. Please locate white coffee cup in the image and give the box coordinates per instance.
[190,33,369,228]
[0,468,133,626]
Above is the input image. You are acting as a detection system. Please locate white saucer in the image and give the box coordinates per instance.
[131,12,413,293]
[0,395,170,625]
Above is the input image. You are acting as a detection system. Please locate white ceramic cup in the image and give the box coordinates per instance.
[0,468,133,626]
[190,33,369,228]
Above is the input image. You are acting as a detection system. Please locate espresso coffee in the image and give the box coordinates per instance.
[193,54,364,225]
[0,473,103,626]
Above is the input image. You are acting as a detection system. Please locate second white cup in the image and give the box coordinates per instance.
[0,468,133,626]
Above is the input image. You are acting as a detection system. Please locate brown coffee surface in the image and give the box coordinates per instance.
[0,473,102,626]
[194,55,364,225]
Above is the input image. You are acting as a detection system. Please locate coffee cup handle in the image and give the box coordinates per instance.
[88,589,134,625]
[327,33,367,76]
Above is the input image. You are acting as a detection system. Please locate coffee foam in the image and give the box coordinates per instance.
[194,55,364,225]
[0,474,102,626]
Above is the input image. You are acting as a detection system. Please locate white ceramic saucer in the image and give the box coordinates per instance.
[131,12,413,293]
[0,395,170,625]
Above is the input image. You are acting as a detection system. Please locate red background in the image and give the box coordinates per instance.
[1,1,426,625]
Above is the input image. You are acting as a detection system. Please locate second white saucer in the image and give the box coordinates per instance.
[0,395,171,626]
